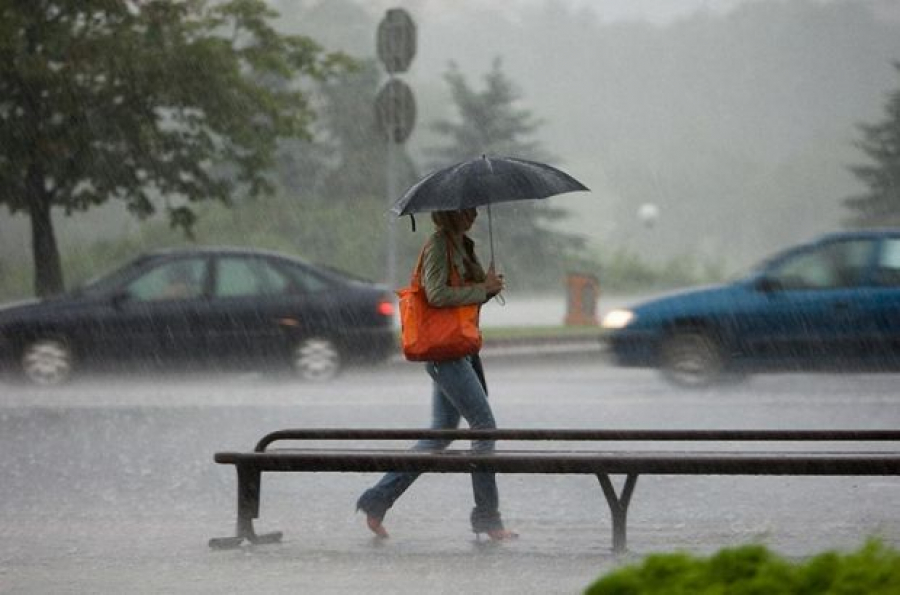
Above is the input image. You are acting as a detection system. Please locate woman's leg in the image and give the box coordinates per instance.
[355,376,460,527]
[426,357,505,534]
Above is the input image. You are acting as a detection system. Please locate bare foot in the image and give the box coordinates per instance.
[487,528,519,541]
[366,515,389,538]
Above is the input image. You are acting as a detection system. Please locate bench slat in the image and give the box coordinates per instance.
[254,429,900,451]
[216,450,900,475]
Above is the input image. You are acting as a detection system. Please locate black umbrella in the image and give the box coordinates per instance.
[390,155,589,265]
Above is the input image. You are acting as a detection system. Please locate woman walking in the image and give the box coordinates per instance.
[355,207,517,541]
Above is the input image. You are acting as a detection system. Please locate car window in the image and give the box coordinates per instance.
[127,258,207,301]
[276,261,331,293]
[875,239,900,287]
[77,255,155,298]
[768,239,874,289]
[215,257,291,298]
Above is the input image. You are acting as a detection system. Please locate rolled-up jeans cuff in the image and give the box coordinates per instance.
[356,491,390,521]
[470,508,503,533]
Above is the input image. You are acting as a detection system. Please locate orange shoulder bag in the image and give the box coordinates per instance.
[396,237,483,362]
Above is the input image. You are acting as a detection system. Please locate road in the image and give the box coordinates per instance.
[1,358,899,594]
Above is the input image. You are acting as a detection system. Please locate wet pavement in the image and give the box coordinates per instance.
[1,361,899,594]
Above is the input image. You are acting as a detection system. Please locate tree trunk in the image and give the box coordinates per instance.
[27,164,64,297]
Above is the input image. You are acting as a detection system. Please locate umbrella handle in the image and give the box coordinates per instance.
[485,201,506,305]
[487,201,495,267]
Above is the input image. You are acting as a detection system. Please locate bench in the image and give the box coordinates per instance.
[209,429,900,553]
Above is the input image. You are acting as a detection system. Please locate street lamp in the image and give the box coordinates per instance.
[638,203,659,229]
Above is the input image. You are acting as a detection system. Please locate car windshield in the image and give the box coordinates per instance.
[726,254,779,282]
[75,256,154,298]
[728,244,807,282]
[271,258,338,292]
[318,264,374,285]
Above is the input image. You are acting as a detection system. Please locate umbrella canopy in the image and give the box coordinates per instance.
[391,155,588,216]
[390,155,589,267]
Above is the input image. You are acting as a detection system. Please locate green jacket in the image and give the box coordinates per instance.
[421,231,488,307]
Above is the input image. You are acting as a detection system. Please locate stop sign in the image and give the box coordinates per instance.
[376,8,416,74]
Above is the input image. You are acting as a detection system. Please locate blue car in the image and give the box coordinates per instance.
[602,229,900,386]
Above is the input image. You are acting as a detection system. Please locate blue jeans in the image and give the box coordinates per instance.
[356,355,504,533]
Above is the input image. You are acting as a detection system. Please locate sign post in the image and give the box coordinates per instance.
[376,8,416,288]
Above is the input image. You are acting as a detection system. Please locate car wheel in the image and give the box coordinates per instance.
[292,337,341,382]
[660,331,723,388]
[21,338,74,385]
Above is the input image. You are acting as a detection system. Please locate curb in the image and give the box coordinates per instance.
[388,335,606,366]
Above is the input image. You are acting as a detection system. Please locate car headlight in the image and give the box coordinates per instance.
[601,309,635,329]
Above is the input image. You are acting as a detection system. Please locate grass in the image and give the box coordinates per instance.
[481,325,604,342]
[392,325,604,345]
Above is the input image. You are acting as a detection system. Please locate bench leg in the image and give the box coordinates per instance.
[209,464,283,549]
[596,473,638,555]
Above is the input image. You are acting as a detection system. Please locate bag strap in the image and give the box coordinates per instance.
[410,232,464,290]
[445,233,465,287]
[409,244,427,290]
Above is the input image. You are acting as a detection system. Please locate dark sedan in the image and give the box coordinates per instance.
[0,247,397,384]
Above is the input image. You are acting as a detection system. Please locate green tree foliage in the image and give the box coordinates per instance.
[844,62,900,227]
[427,59,585,287]
[0,0,350,296]
[586,540,900,595]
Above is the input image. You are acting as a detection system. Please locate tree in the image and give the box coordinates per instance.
[428,59,547,165]
[0,0,350,296]
[427,59,584,287]
[844,62,900,227]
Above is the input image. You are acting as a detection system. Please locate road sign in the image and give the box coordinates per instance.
[376,8,416,74]
[375,78,416,144]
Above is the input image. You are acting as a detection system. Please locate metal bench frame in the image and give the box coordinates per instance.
[209,429,900,553]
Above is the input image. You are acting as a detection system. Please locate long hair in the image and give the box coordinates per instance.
[431,210,470,234]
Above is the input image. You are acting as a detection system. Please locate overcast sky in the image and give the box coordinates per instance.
[366,0,768,24]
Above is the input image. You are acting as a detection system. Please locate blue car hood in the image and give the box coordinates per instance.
[628,281,754,324]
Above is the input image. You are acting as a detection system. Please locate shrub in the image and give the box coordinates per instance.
[585,540,900,595]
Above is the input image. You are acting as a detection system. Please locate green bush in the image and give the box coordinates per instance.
[592,247,727,294]
[585,541,900,595]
